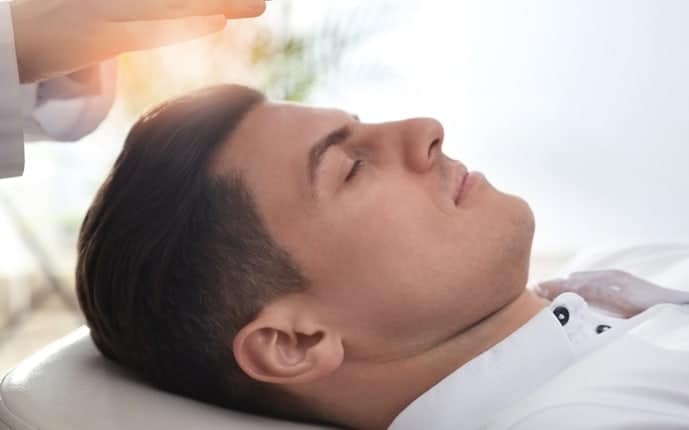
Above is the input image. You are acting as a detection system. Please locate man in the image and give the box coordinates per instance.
[76,85,689,430]
[0,0,267,178]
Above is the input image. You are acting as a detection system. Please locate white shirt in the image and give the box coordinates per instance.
[0,0,116,179]
[390,293,689,430]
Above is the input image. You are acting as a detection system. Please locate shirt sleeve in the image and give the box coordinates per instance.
[23,60,117,143]
[0,1,117,179]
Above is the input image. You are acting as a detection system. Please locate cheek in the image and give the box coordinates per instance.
[289,190,414,283]
[294,180,535,340]
[307,188,457,325]
[330,188,438,274]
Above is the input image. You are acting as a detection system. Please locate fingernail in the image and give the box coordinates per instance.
[240,0,268,14]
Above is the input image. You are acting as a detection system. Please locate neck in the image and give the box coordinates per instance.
[308,289,548,430]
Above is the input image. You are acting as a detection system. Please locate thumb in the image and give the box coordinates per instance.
[532,278,568,300]
[121,15,228,53]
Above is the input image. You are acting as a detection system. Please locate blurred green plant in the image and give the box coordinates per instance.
[117,0,391,117]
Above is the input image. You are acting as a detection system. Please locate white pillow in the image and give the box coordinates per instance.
[0,327,334,430]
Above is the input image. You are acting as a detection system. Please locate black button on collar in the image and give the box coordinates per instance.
[553,306,570,326]
[596,324,612,334]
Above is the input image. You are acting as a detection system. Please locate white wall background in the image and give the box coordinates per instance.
[314,0,689,254]
[2,0,688,271]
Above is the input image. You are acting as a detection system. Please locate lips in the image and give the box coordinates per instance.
[452,165,469,206]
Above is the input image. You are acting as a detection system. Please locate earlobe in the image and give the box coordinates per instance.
[233,315,344,385]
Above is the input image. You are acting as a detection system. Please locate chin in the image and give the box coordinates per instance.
[514,202,535,286]
[499,194,535,289]
[515,196,536,244]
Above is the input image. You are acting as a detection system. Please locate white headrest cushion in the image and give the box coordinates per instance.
[6,243,687,430]
[0,328,332,430]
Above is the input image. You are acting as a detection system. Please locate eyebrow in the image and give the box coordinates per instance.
[307,118,358,190]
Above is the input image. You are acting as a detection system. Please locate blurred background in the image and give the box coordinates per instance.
[1,0,688,370]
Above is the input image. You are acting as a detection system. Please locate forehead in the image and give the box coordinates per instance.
[212,101,351,177]
[210,101,353,239]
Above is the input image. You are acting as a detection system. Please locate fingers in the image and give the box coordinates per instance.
[112,0,267,21]
[533,276,638,317]
[532,278,568,301]
[118,15,228,53]
[535,270,633,304]
[666,289,689,305]
[533,270,689,318]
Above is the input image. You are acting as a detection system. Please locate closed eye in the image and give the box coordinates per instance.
[345,160,364,182]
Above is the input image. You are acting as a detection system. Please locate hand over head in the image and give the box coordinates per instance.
[10,0,268,83]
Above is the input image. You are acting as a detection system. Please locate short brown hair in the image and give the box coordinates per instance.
[76,85,309,417]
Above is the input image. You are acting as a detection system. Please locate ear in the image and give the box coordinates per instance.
[233,301,344,385]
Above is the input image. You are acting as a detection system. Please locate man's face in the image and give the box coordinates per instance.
[213,102,535,359]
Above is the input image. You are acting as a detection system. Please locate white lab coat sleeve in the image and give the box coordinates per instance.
[22,60,117,143]
[0,0,24,178]
[0,1,117,179]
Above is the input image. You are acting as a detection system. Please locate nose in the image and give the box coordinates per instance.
[399,118,445,173]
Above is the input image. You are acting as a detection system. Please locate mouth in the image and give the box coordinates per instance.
[452,164,483,207]
[452,164,469,206]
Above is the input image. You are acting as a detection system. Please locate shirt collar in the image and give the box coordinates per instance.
[389,296,581,430]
